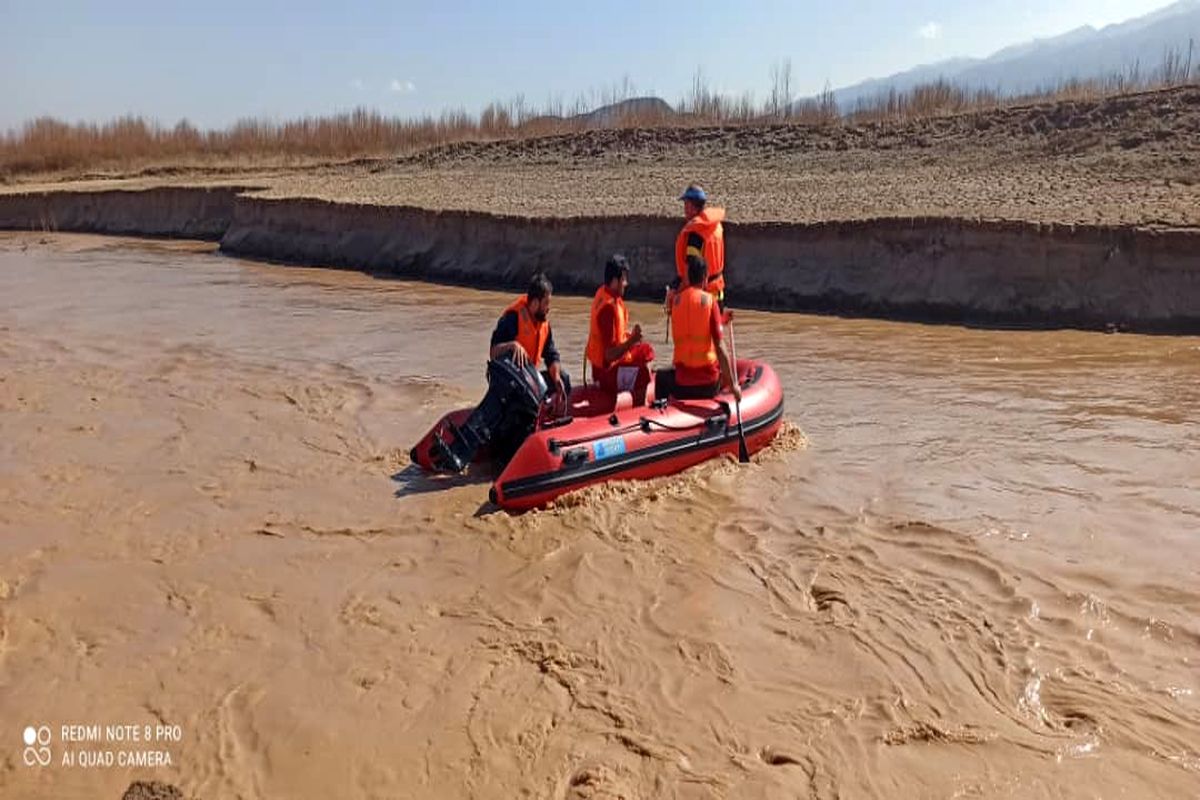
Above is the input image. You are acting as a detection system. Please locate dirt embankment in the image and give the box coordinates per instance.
[0,186,247,240]
[1,86,1199,331]
[223,197,1200,330]
[1,187,1199,331]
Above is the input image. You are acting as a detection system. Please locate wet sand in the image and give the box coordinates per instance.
[1,233,1198,798]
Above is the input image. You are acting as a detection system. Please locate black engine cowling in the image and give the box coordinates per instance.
[428,358,548,473]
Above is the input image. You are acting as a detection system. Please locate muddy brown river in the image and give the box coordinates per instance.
[1,233,1197,799]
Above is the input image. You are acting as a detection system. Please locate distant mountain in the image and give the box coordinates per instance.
[811,0,1200,111]
[521,97,675,130]
[576,97,674,126]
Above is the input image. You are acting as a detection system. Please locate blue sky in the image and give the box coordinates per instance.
[0,0,1177,131]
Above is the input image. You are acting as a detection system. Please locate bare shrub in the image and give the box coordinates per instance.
[2,54,1197,178]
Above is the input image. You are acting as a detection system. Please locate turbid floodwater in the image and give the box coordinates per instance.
[1,233,1197,799]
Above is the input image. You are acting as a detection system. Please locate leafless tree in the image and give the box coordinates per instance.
[769,59,794,119]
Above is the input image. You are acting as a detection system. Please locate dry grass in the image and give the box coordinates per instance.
[846,46,1198,123]
[2,49,1196,180]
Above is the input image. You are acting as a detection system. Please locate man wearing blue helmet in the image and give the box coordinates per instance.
[672,184,726,306]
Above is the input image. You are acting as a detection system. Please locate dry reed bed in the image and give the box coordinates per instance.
[3,54,1197,180]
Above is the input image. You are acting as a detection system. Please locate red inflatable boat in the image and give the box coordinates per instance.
[411,359,784,511]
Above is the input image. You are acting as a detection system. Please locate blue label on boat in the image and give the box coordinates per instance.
[592,435,627,461]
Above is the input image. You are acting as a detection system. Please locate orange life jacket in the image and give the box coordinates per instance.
[586,285,631,371]
[504,295,549,365]
[671,287,718,369]
[675,206,726,297]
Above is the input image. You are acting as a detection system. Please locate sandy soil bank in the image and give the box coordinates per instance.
[0,187,246,240]
[1,86,1198,330]
[4,86,1198,226]
[1,187,1197,331]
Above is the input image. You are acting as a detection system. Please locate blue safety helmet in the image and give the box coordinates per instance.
[679,185,707,203]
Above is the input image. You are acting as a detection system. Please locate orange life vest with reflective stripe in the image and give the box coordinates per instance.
[671,287,718,369]
[674,207,726,297]
[586,286,631,371]
[504,295,549,365]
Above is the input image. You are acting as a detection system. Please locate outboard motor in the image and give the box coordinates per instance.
[428,358,548,473]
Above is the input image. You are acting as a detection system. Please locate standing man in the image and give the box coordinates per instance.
[490,272,569,409]
[586,255,654,405]
[673,184,726,306]
[658,255,740,401]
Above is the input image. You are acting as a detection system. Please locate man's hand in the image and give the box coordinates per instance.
[551,374,567,415]
[509,342,530,367]
[546,361,566,407]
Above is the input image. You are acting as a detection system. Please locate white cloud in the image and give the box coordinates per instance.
[917,21,942,40]
[349,78,365,91]
[389,79,416,94]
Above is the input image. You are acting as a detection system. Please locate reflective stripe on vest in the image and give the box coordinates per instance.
[671,287,718,369]
[586,286,630,371]
[504,295,549,364]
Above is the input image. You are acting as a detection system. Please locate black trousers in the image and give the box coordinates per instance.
[654,368,719,400]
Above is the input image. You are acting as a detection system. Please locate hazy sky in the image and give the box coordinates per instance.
[0,0,1179,131]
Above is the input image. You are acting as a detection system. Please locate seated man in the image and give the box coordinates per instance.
[656,255,741,402]
[427,272,570,473]
[586,255,654,405]
[490,271,570,407]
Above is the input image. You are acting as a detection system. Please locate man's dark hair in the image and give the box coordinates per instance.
[686,254,707,286]
[526,272,553,300]
[604,254,630,285]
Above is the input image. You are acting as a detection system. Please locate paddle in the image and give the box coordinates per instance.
[726,311,751,464]
[663,284,672,344]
